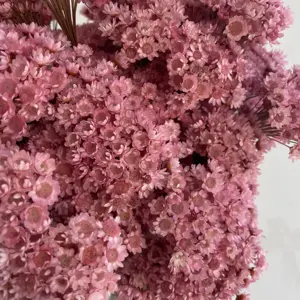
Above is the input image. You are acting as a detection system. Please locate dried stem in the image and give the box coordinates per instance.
[43,0,78,46]
[269,137,292,149]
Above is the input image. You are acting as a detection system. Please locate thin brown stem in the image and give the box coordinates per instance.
[43,0,78,46]
[269,137,292,149]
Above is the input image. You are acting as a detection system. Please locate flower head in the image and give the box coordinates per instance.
[226,16,249,41]
[23,204,51,234]
[29,176,60,206]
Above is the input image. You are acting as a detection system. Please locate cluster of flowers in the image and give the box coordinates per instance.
[85,0,293,44]
[0,0,52,25]
[0,0,300,299]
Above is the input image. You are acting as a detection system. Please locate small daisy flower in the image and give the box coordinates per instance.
[0,224,27,249]
[91,266,120,292]
[7,150,32,172]
[110,76,133,98]
[69,213,99,245]
[141,82,157,99]
[106,162,124,180]
[121,46,138,63]
[137,37,159,60]
[195,81,212,100]
[68,263,91,290]
[167,173,186,192]
[153,215,175,237]
[209,85,229,106]
[124,231,147,254]
[23,204,51,234]
[31,48,54,65]
[132,131,149,150]
[230,84,247,108]
[189,190,210,213]
[93,108,111,127]
[167,53,189,76]
[226,16,249,41]
[186,43,208,65]
[181,73,198,93]
[169,251,190,274]
[98,216,121,240]
[50,275,69,294]
[29,248,52,270]
[103,237,128,271]
[76,98,95,117]
[148,196,168,215]
[203,172,224,194]
[79,244,102,265]
[75,119,96,138]
[168,199,189,219]
[269,106,291,129]
[29,176,60,206]
[121,27,139,45]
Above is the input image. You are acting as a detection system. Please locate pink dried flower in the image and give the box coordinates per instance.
[29,176,60,206]
[124,231,146,254]
[98,216,121,240]
[181,73,198,92]
[50,275,69,294]
[169,251,190,274]
[31,48,54,65]
[110,76,133,98]
[153,215,175,237]
[88,290,109,300]
[269,106,291,129]
[23,204,51,234]
[0,2,297,298]
[7,150,32,172]
[69,213,99,245]
[226,16,249,41]
[167,53,189,75]
[91,266,120,292]
[103,237,128,271]
[138,37,159,60]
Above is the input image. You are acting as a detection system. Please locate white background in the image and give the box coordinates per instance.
[77,1,300,298]
[249,1,300,299]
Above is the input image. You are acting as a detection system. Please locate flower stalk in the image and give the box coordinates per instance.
[43,0,78,46]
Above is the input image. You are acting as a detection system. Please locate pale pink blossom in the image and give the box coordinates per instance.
[69,213,99,245]
[23,204,51,234]
[7,150,32,172]
[31,48,54,65]
[91,266,120,292]
[98,216,121,240]
[226,16,249,41]
[124,231,146,254]
[103,237,128,271]
[153,215,175,237]
[29,176,60,206]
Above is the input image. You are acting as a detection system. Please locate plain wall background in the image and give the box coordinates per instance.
[250,2,300,299]
[77,1,300,298]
